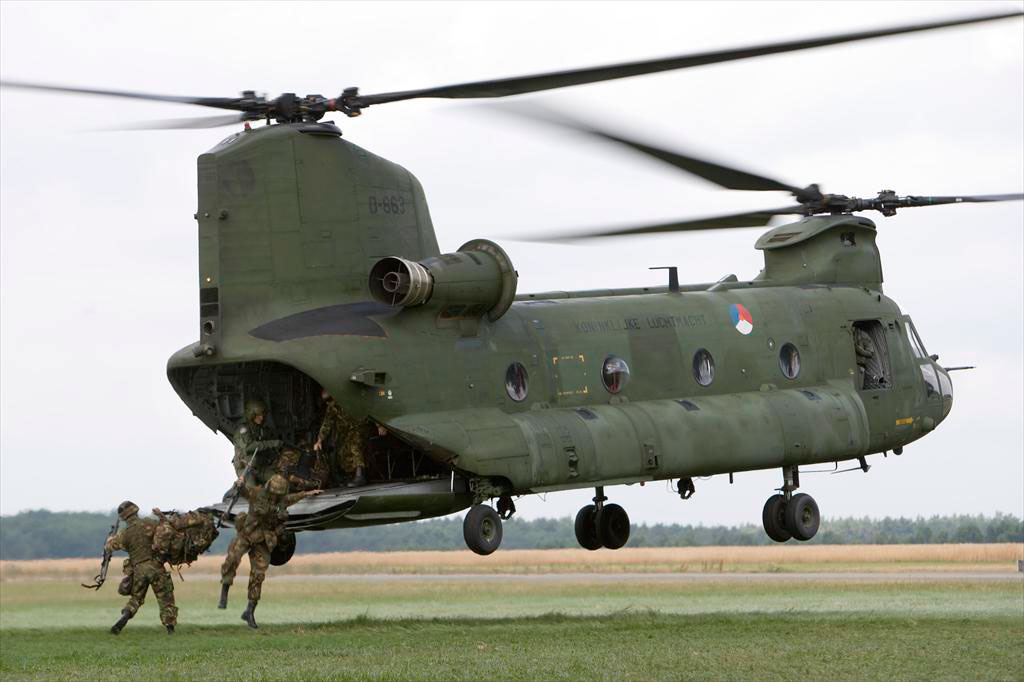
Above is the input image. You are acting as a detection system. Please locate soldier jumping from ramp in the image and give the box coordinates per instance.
[218,474,320,628]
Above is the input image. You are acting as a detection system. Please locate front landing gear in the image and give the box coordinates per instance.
[463,504,503,555]
[761,467,820,542]
[574,487,631,550]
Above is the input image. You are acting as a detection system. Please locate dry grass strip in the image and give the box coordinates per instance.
[2,544,1021,581]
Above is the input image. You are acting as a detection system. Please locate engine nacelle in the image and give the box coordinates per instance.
[368,239,518,321]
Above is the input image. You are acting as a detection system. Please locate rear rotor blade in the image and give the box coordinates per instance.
[351,11,1023,108]
[0,80,246,110]
[108,113,252,130]
[519,206,807,242]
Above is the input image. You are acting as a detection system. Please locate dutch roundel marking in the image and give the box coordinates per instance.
[729,303,754,335]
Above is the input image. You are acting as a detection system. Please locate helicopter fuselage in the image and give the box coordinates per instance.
[167,122,951,536]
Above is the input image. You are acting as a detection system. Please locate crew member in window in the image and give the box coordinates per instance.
[855,327,886,389]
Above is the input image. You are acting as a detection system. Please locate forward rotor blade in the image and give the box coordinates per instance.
[521,206,807,242]
[901,193,1024,207]
[351,11,1023,108]
[109,113,252,130]
[492,104,804,193]
[0,80,246,110]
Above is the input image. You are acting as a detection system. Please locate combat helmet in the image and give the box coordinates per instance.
[117,501,140,520]
[267,474,289,496]
[244,399,266,422]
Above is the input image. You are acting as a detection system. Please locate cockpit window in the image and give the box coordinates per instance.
[903,318,943,400]
[920,363,940,397]
[938,370,953,400]
[905,321,927,359]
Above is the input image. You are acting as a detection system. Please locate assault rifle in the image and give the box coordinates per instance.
[81,515,120,590]
[219,441,280,528]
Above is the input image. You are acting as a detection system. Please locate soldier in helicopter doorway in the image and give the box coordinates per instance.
[232,399,282,489]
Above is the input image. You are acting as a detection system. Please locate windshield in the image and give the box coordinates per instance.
[904,317,952,404]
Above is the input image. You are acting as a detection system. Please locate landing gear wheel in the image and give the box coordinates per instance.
[762,494,791,543]
[463,504,503,555]
[270,531,296,566]
[784,493,820,541]
[596,503,630,550]
[574,504,602,551]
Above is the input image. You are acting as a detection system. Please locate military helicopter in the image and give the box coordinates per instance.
[2,10,1021,562]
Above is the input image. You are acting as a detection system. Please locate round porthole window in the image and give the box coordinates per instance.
[602,356,630,394]
[779,343,801,380]
[505,362,529,402]
[692,349,715,386]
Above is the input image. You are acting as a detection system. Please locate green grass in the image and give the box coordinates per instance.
[2,578,1022,681]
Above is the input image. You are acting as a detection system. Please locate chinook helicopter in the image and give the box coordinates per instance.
[2,11,1021,562]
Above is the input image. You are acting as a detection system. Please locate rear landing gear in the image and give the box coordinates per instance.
[574,487,631,550]
[761,466,820,543]
[463,504,503,555]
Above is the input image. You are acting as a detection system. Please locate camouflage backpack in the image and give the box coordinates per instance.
[152,510,219,566]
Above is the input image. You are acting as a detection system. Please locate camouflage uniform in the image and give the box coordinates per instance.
[232,424,281,486]
[317,400,369,476]
[106,507,177,632]
[855,327,884,389]
[275,444,330,491]
[219,475,316,627]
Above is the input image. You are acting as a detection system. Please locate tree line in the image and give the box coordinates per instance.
[1,510,1021,560]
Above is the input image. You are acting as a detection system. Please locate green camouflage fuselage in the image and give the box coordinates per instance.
[168,122,951,522]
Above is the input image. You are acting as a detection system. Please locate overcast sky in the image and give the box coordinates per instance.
[1,1,1022,528]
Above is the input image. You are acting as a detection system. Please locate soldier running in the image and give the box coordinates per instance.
[233,399,282,488]
[314,389,372,487]
[106,501,177,635]
[218,474,320,628]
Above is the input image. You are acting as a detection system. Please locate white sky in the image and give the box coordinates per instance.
[1,1,1022,527]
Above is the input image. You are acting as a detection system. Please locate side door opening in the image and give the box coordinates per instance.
[852,320,893,391]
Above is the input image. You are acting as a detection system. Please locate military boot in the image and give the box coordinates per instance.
[346,467,367,488]
[218,583,230,609]
[166,625,175,635]
[110,609,132,635]
[241,600,258,629]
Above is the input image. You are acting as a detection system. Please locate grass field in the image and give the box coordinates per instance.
[2,547,1022,681]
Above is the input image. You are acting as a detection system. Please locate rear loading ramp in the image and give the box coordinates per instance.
[204,477,472,531]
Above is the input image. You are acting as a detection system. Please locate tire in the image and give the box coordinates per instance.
[270,531,297,566]
[762,494,791,543]
[463,505,503,556]
[574,505,602,550]
[596,503,630,550]
[784,493,820,542]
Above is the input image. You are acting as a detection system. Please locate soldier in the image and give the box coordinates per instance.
[313,389,370,487]
[855,327,886,389]
[218,474,320,628]
[233,399,282,488]
[275,439,330,492]
[106,501,177,635]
